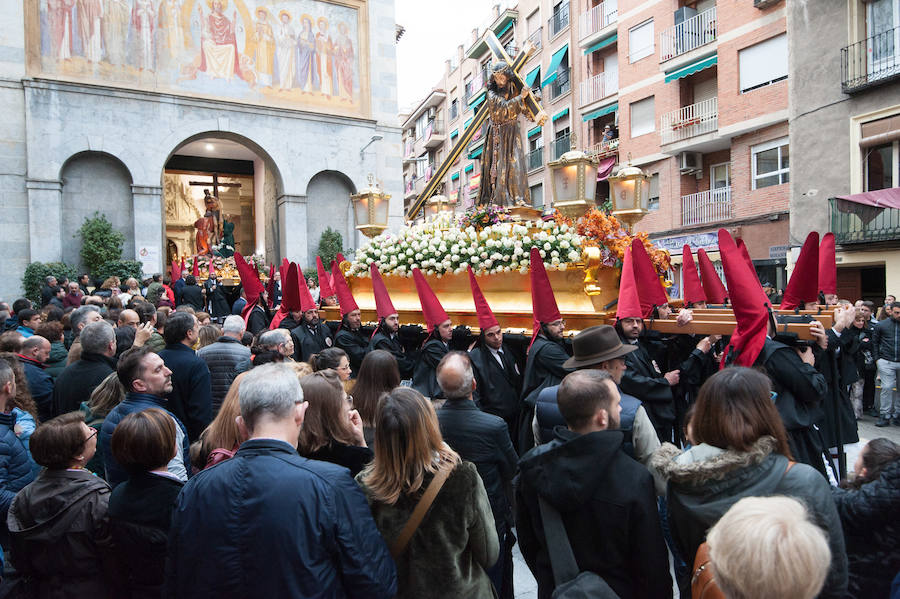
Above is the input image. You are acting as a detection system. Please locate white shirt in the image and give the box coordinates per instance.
[488,346,505,369]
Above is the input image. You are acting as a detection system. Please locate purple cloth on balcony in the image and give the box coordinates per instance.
[835,187,900,224]
[596,157,617,181]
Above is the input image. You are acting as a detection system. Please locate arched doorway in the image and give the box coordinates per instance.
[306,170,356,265]
[162,133,283,268]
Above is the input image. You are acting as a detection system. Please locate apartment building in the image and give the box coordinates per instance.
[401,0,790,293]
[789,0,900,300]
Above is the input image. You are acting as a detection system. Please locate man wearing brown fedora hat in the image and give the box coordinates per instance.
[532,325,660,466]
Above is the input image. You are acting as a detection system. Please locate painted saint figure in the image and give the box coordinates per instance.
[476,61,547,207]
[253,7,275,87]
[315,17,333,96]
[295,15,317,92]
[103,0,130,65]
[157,0,184,69]
[334,22,354,102]
[199,0,242,82]
[274,10,296,90]
[76,0,103,63]
[132,0,156,71]
[47,0,75,60]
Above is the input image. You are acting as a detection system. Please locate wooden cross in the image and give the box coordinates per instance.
[188,173,242,198]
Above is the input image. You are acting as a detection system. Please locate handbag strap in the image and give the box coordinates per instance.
[390,465,451,558]
[537,495,580,586]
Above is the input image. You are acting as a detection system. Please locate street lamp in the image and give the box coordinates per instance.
[547,132,598,220]
[351,174,391,238]
[607,154,650,232]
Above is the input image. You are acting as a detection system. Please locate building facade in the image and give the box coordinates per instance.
[789,0,900,300]
[1,0,403,301]
[402,0,791,296]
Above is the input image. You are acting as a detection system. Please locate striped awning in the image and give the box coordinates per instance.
[552,108,569,122]
[542,45,569,88]
[470,92,487,112]
[584,34,617,55]
[525,66,541,87]
[582,102,618,122]
[464,164,474,173]
[464,117,473,130]
[664,54,718,83]
[469,145,484,160]
[451,172,460,181]
[450,129,459,138]
[528,126,542,138]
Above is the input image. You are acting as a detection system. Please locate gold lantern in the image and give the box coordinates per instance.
[424,194,452,219]
[547,133,598,220]
[607,155,650,232]
[351,174,391,238]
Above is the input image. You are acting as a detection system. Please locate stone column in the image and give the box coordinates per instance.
[26,178,63,263]
[277,194,307,266]
[132,185,164,275]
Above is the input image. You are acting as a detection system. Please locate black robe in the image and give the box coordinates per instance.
[291,322,333,362]
[368,331,417,380]
[519,335,570,453]
[470,342,523,449]
[411,338,449,399]
[335,327,369,377]
[619,339,675,443]
[246,305,270,337]
[817,327,860,450]
[204,279,230,318]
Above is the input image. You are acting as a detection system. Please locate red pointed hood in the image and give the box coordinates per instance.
[719,229,772,368]
[681,246,706,305]
[632,239,668,313]
[191,257,200,278]
[171,260,182,281]
[530,247,561,343]
[332,260,359,316]
[279,258,289,285]
[780,232,819,310]
[413,269,449,332]
[337,252,347,265]
[297,264,317,312]
[235,253,265,322]
[370,263,397,319]
[818,232,837,296]
[279,262,302,312]
[736,239,756,280]
[208,259,215,277]
[317,256,335,298]
[265,264,276,308]
[180,257,186,274]
[616,245,644,320]
[697,249,728,304]
[468,267,499,331]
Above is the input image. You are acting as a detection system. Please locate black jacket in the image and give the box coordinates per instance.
[521,335,569,408]
[290,322,333,363]
[831,459,900,599]
[158,343,213,441]
[52,352,117,417]
[245,304,270,336]
[411,338,449,399]
[437,399,518,530]
[196,337,251,414]
[107,472,184,599]
[179,284,204,312]
[19,355,54,423]
[470,342,522,425]
[203,279,230,318]
[818,327,860,448]
[517,428,671,599]
[304,442,374,478]
[368,330,417,379]
[619,339,674,430]
[872,316,900,362]
[334,327,368,376]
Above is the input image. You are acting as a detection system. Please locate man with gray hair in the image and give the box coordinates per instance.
[197,314,251,413]
[256,328,294,360]
[17,336,54,422]
[52,320,117,416]
[166,363,398,598]
[65,305,104,365]
[435,351,518,599]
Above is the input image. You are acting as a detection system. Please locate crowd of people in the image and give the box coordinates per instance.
[0,236,896,599]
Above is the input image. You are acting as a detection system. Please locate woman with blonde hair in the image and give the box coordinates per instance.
[357,387,498,598]
[80,372,125,476]
[195,372,248,469]
[196,324,221,349]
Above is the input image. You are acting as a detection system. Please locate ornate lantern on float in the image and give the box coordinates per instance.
[351,174,391,238]
[424,194,452,219]
[547,132,598,220]
[607,154,650,232]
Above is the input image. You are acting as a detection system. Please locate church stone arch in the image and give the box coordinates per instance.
[306,170,356,265]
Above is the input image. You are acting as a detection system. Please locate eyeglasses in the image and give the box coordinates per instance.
[346,394,354,406]
[84,429,98,443]
[770,391,778,403]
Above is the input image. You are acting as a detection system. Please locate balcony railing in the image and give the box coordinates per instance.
[552,133,571,160]
[682,187,732,226]
[404,179,415,196]
[660,97,718,145]
[580,0,617,41]
[660,7,716,62]
[548,70,571,100]
[425,163,435,183]
[528,147,544,171]
[580,70,618,106]
[586,137,619,159]
[548,3,570,38]
[842,25,900,92]
[463,72,485,105]
[830,197,900,243]
[527,27,543,51]
[403,140,415,160]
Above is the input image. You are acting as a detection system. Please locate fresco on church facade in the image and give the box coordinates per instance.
[35,0,365,115]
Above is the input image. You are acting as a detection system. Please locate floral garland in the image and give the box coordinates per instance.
[457,204,509,230]
[193,253,267,279]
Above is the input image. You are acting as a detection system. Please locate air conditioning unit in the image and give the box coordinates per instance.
[679,152,702,173]
[674,6,698,25]
[426,107,437,119]
[753,0,781,8]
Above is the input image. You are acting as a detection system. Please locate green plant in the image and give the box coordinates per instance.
[78,213,125,275]
[22,261,78,304]
[316,227,344,272]
[94,260,144,284]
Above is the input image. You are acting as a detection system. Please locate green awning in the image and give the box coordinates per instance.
[469,146,484,160]
[664,54,718,83]
[464,117,473,130]
[528,126,542,138]
[584,33,617,55]
[582,102,618,122]
[496,20,513,38]
[552,108,569,122]
[464,164,474,173]
[525,66,541,87]
[468,88,486,107]
[542,45,569,88]
[451,172,460,181]
[450,129,459,138]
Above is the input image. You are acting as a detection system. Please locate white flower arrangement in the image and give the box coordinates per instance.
[349,212,584,277]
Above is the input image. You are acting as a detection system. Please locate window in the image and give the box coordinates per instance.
[415,113,429,139]
[629,20,654,63]
[752,137,789,189]
[739,34,788,93]
[530,183,544,209]
[648,173,660,210]
[867,0,900,73]
[630,96,655,138]
[527,9,540,35]
[865,142,899,191]
[416,152,428,178]
[449,99,459,121]
[529,131,544,152]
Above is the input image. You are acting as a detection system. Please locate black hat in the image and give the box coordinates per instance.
[563,325,637,370]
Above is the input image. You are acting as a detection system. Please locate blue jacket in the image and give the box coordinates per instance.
[158,343,213,441]
[99,393,191,486]
[0,411,37,543]
[18,356,53,423]
[165,438,397,599]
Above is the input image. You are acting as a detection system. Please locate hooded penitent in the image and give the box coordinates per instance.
[616,244,644,321]
[269,262,301,330]
[681,246,706,306]
[529,247,562,347]
[192,257,200,278]
[412,269,449,333]
[207,258,216,277]
[780,232,819,310]
[234,253,265,324]
[718,229,773,368]
[736,239,756,279]
[631,239,668,315]
[297,264,317,313]
[467,266,499,332]
[331,260,359,317]
[370,263,397,339]
[697,248,728,304]
[265,264,276,308]
[818,232,837,298]
[171,260,182,281]
[317,256,335,299]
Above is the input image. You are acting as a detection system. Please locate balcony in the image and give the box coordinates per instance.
[548,70,571,101]
[660,7,716,62]
[580,70,618,107]
[842,25,900,93]
[527,27,543,51]
[424,163,436,183]
[830,196,900,244]
[548,4,570,39]
[552,133,571,160]
[528,146,544,171]
[682,187,732,226]
[580,0,617,43]
[660,97,718,146]
[423,120,445,149]
[404,178,416,200]
[402,140,415,163]
[463,72,485,105]
[586,137,619,159]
